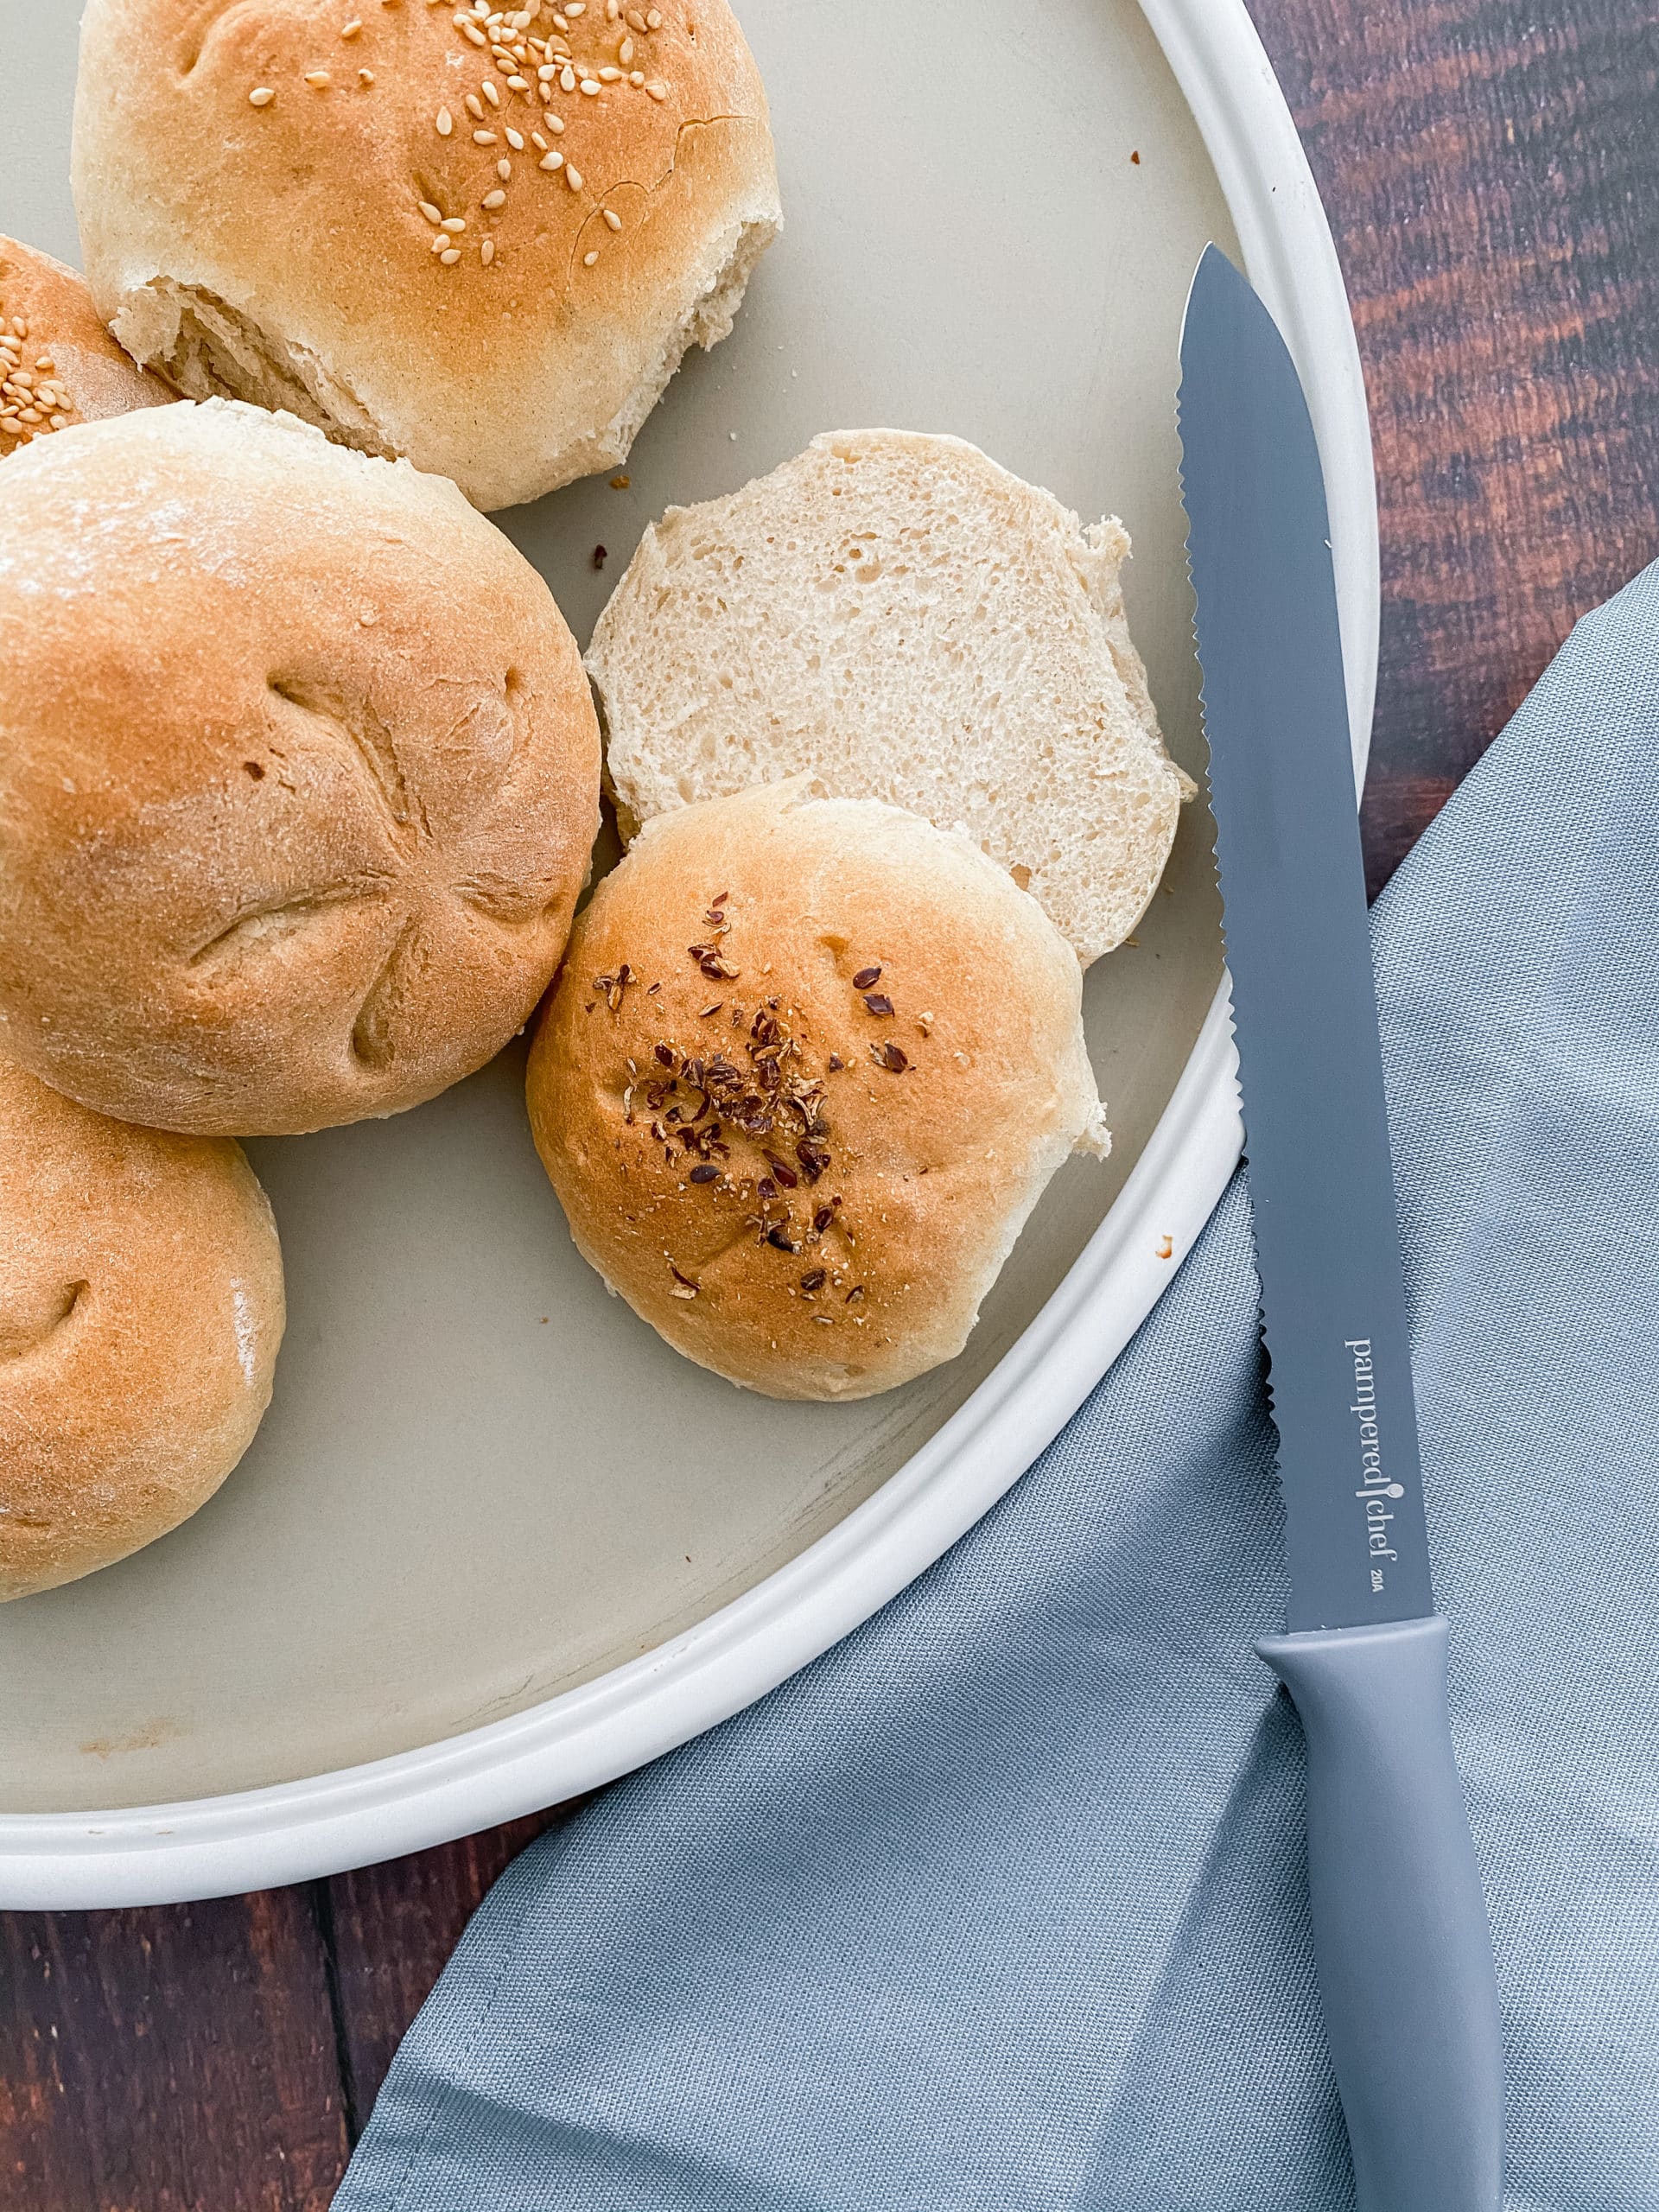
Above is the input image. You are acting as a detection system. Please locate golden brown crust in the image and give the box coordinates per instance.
[0,400,601,1135]
[526,785,1106,1400]
[0,237,172,457]
[73,0,780,507]
[0,1054,285,1603]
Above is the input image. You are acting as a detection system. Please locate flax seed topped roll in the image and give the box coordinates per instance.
[0,236,172,457]
[526,782,1110,1402]
[72,0,781,510]
[0,398,601,1135]
[0,1053,284,1603]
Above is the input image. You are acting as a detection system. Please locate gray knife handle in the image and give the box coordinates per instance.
[1255,1616,1503,2212]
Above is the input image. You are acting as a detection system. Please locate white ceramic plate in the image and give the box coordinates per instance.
[0,0,1376,1908]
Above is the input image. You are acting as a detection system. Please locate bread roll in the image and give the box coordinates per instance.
[0,1055,284,1602]
[0,399,600,1135]
[0,237,173,456]
[588,429,1194,965]
[527,782,1108,1401]
[73,0,781,511]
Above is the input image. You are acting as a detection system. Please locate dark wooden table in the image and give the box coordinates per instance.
[7,4,1659,2204]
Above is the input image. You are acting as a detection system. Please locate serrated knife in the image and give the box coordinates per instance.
[1177,245,1504,2211]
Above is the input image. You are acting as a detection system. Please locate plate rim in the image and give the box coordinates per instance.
[0,0,1378,1910]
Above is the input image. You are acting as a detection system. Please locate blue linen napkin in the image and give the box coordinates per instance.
[336,565,1659,2212]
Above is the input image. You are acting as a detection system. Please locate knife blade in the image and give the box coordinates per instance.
[1178,244,1504,2212]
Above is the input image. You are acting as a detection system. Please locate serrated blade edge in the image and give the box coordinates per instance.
[1177,246,1434,1632]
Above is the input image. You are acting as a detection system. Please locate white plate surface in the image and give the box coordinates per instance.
[0,0,1376,1907]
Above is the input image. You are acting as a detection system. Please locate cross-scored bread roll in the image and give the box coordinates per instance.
[73,0,781,510]
[0,236,173,458]
[0,1054,284,1603]
[527,782,1109,1400]
[0,398,601,1135]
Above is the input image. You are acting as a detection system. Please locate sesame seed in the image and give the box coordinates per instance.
[341,16,363,33]
[480,77,500,104]
[602,205,621,228]
[583,248,599,265]
[442,214,467,229]
[35,357,54,372]
[628,69,643,82]
[565,162,583,188]
[482,188,506,206]
[559,65,575,88]
[250,85,276,104]
[546,112,565,130]
[481,237,496,263]
[419,198,442,220]
[598,65,621,79]
[645,78,666,98]
[505,124,524,145]
[531,128,548,146]
[430,232,450,251]
[436,105,454,131]
[463,16,486,38]
[497,156,512,176]
[566,2,584,14]
[465,91,484,115]
[540,148,563,168]
[506,73,528,88]
[619,35,633,60]
[440,245,462,263]
[305,67,332,83]
[359,66,375,81]
[537,60,556,77]
[474,127,498,141]
[580,77,600,92]
[626,6,645,26]
[645,8,661,24]
[552,8,569,23]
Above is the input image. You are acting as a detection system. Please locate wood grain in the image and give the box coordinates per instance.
[0,1892,348,2212]
[1249,0,1659,891]
[6,6,1659,2205]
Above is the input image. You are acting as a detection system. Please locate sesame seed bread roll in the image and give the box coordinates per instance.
[0,237,174,457]
[0,1054,284,1603]
[588,429,1195,965]
[526,782,1109,1402]
[0,398,601,1136]
[72,0,781,512]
